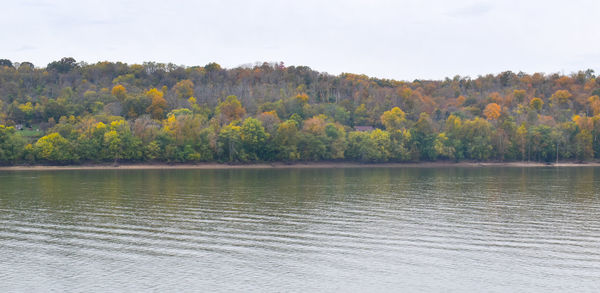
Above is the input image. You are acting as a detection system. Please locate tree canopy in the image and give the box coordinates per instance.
[0,58,599,164]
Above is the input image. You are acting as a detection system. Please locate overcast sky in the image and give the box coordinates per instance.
[2,0,600,80]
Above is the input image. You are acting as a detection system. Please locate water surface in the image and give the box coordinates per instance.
[1,167,599,292]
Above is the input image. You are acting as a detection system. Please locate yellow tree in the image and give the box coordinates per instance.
[550,90,572,105]
[529,97,544,112]
[380,107,406,130]
[111,85,127,101]
[145,88,168,119]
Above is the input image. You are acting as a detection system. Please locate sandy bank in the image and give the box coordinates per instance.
[1,161,599,171]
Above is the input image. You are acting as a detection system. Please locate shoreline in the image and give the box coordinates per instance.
[1,161,600,171]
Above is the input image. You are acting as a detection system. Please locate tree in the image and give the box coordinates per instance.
[513,89,527,103]
[483,103,501,120]
[461,118,493,160]
[551,90,572,105]
[325,123,347,159]
[204,62,222,72]
[529,125,554,162]
[380,107,406,130]
[516,123,528,161]
[588,95,600,116]
[353,104,369,125]
[0,59,13,68]
[218,123,244,162]
[241,117,269,160]
[274,120,300,161]
[575,129,593,161]
[0,125,25,164]
[217,95,246,124]
[104,130,122,163]
[35,133,75,164]
[441,114,463,160]
[345,131,385,162]
[435,132,455,160]
[145,88,168,119]
[303,115,327,135]
[174,79,195,99]
[2,57,600,166]
[101,120,142,163]
[410,113,437,160]
[257,111,281,135]
[529,98,544,111]
[47,57,77,73]
[111,85,127,101]
[369,129,392,161]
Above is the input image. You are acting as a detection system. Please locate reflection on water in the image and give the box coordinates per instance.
[1,167,599,292]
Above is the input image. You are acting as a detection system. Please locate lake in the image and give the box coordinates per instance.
[1,167,599,292]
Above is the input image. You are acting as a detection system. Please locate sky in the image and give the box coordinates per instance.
[2,0,600,80]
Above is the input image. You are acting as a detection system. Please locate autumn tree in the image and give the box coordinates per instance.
[380,107,406,130]
[529,98,544,112]
[550,90,572,106]
[483,103,501,121]
[257,111,281,135]
[174,79,195,99]
[35,133,75,163]
[217,95,246,124]
[145,88,168,119]
[588,95,600,116]
[111,85,127,101]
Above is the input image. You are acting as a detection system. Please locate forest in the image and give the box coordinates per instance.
[0,57,599,165]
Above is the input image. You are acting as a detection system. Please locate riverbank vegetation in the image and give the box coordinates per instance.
[0,58,599,165]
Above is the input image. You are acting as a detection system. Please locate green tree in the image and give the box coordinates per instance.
[274,120,300,161]
[410,113,437,160]
[241,117,269,160]
[353,104,370,126]
[460,117,493,160]
[575,129,593,161]
[0,125,25,165]
[324,123,347,159]
[218,123,244,162]
[346,131,381,162]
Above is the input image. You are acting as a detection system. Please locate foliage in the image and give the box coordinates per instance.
[0,58,599,165]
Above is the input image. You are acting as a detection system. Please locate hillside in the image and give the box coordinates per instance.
[0,57,599,164]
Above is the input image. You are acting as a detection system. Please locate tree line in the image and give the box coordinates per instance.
[0,58,599,165]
